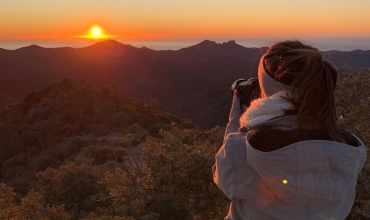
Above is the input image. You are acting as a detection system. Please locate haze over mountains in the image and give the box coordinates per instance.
[1,40,370,128]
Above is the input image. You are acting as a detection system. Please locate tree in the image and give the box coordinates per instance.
[140,125,229,219]
[143,97,159,112]
[336,68,370,146]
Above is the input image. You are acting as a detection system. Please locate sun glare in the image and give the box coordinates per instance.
[91,27,101,36]
[75,25,117,40]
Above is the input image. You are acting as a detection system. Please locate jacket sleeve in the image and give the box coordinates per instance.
[212,132,259,200]
[225,91,242,135]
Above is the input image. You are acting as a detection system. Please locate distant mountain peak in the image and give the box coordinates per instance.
[28,44,44,48]
[82,39,135,52]
[188,39,239,51]
[197,40,218,46]
[225,40,236,45]
[90,39,123,47]
[140,46,156,53]
[16,44,44,50]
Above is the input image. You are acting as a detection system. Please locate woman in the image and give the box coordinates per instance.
[213,40,366,220]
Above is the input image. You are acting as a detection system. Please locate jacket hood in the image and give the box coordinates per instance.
[245,131,366,206]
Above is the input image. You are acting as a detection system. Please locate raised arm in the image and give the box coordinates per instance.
[225,91,242,135]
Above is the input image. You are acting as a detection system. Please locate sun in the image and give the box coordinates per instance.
[91,26,101,37]
[75,25,118,39]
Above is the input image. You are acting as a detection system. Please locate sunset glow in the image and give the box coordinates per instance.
[0,1,370,50]
[75,25,118,40]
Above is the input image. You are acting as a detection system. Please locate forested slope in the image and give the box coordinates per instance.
[0,69,369,219]
[0,80,228,219]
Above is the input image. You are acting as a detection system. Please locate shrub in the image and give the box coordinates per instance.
[31,155,60,172]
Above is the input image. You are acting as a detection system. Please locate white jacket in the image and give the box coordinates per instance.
[213,96,367,220]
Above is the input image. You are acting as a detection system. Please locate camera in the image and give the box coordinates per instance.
[231,78,260,112]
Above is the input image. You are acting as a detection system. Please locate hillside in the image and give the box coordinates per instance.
[1,40,370,128]
[0,79,202,188]
[0,73,369,219]
[0,80,229,219]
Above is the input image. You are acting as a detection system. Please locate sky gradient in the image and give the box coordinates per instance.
[1,1,369,50]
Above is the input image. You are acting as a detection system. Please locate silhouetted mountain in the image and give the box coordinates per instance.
[321,50,370,70]
[1,40,370,128]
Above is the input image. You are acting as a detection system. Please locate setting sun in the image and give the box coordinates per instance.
[91,27,101,36]
[75,25,117,40]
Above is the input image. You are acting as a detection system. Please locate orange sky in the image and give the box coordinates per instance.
[1,1,369,41]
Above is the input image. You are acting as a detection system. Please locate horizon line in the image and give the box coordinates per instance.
[1,37,370,52]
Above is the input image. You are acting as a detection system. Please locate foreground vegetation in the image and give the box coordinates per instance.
[0,68,369,219]
[0,79,228,219]
[336,69,370,219]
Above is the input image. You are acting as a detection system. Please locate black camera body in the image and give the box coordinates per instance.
[231,78,260,112]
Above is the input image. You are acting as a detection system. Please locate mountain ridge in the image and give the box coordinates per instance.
[1,39,370,128]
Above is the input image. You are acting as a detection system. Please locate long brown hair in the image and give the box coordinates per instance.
[263,40,344,142]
